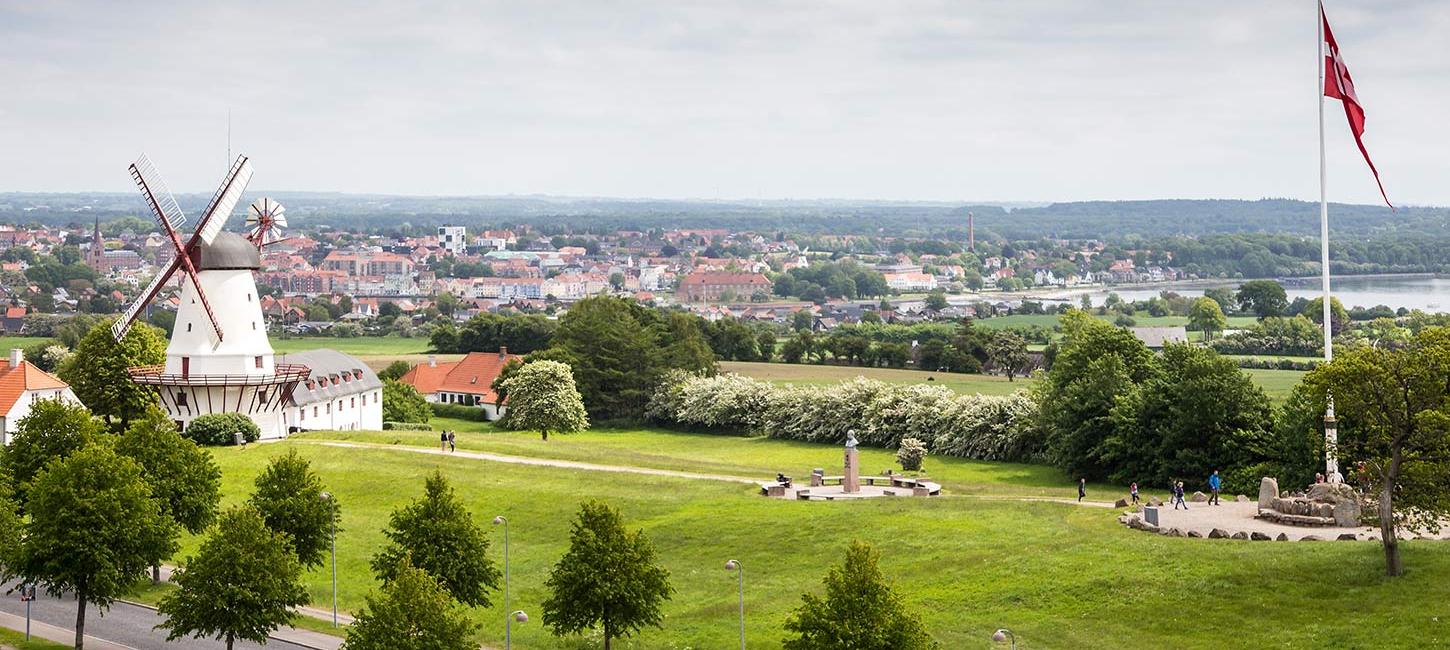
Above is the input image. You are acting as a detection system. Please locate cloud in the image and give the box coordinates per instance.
[0,0,1445,205]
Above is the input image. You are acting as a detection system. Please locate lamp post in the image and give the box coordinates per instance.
[724,559,744,650]
[493,515,511,644]
[320,491,338,627]
[992,628,1016,650]
[506,610,527,650]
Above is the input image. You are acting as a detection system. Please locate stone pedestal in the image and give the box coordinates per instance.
[844,448,860,493]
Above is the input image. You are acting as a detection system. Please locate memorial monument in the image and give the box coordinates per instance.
[844,430,860,493]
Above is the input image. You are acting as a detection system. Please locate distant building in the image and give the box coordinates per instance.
[282,349,384,433]
[84,220,142,275]
[0,348,79,444]
[438,225,467,255]
[677,271,772,302]
[1129,326,1188,349]
[883,272,938,292]
[398,350,521,420]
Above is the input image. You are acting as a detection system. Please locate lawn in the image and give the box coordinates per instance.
[721,361,1304,404]
[720,361,1030,397]
[270,336,433,356]
[151,439,1450,649]
[0,336,52,351]
[0,627,70,650]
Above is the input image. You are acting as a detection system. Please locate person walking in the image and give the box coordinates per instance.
[1078,477,1086,502]
[440,430,449,451]
[1173,481,1188,510]
[1130,482,1139,505]
[1208,470,1222,506]
[447,430,456,453]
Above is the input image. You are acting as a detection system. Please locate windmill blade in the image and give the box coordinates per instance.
[112,262,181,342]
[191,155,253,246]
[129,154,187,231]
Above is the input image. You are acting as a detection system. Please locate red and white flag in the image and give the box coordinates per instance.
[1322,3,1392,208]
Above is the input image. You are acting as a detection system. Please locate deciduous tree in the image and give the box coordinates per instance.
[16,443,179,649]
[117,406,222,581]
[1306,326,1450,577]
[248,450,338,568]
[58,318,166,429]
[542,500,672,650]
[986,330,1029,381]
[157,506,309,650]
[343,558,478,650]
[1187,296,1228,339]
[0,397,101,506]
[383,380,431,423]
[1236,280,1288,318]
[782,541,937,650]
[501,360,589,441]
[371,472,500,607]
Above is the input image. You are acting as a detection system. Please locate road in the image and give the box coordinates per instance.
[0,580,319,650]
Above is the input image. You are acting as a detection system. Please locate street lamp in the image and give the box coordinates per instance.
[506,610,527,650]
[992,628,1016,650]
[725,559,744,650]
[494,515,511,644]
[320,491,338,627]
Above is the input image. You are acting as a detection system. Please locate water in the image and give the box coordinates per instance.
[1044,275,1450,313]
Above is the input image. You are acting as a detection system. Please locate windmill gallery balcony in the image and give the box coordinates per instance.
[126,363,312,387]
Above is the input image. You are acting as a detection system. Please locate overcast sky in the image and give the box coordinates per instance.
[2,0,1445,205]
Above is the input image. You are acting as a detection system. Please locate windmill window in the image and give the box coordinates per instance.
[252,322,257,330]
[176,392,187,406]
[247,293,252,302]
[186,323,192,332]
[259,389,268,402]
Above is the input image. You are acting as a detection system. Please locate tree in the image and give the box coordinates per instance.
[372,472,500,607]
[1305,296,1351,337]
[184,413,261,446]
[1203,287,1237,315]
[378,360,413,381]
[117,406,222,580]
[1306,326,1450,577]
[248,450,338,568]
[0,468,20,574]
[1236,280,1288,319]
[782,541,937,650]
[157,507,309,650]
[16,443,179,649]
[0,397,101,506]
[542,500,672,650]
[1187,296,1228,339]
[986,330,1029,381]
[58,318,166,429]
[501,360,588,441]
[383,380,431,423]
[489,357,524,408]
[924,290,949,312]
[343,558,479,650]
[538,296,668,419]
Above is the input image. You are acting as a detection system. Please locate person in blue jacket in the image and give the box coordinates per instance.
[1208,469,1222,506]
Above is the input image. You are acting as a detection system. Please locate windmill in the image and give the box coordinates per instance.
[112,154,253,344]
[246,197,289,248]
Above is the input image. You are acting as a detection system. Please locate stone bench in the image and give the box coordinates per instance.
[759,482,788,497]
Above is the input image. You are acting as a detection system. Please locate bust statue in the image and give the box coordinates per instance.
[845,430,858,449]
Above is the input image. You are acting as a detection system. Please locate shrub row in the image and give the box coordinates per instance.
[383,421,435,431]
[647,372,1042,462]
[429,403,492,422]
[1232,357,1320,371]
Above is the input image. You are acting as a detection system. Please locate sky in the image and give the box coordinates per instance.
[2,0,1446,205]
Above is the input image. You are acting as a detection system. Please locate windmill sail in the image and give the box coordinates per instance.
[129,154,187,230]
[194,155,253,245]
[112,263,178,341]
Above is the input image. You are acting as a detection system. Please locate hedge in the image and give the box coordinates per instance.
[648,372,1043,462]
[185,413,261,446]
[430,403,492,422]
[383,421,435,431]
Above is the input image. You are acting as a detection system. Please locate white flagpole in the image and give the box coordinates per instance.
[1318,1,1338,476]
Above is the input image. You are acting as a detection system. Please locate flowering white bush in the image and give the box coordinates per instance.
[896,438,928,472]
[649,373,1042,461]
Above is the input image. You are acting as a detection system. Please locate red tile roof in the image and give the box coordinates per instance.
[399,351,521,404]
[0,361,69,414]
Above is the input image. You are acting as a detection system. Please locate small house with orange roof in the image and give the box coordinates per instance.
[398,349,521,420]
[0,348,79,444]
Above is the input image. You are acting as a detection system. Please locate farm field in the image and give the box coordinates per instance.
[136,432,1450,649]
[0,335,51,350]
[971,313,1259,330]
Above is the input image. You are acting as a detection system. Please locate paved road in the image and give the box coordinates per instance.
[0,580,317,650]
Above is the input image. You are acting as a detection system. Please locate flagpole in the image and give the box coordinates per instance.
[1318,1,1338,476]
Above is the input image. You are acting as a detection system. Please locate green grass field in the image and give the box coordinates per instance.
[971,313,1259,331]
[270,336,433,356]
[139,431,1450,649]
[721,361,1304,404]
[0,627,70,650]
[0,336,51,351]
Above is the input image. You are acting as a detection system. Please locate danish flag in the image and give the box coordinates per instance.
[1322,3,1391,208]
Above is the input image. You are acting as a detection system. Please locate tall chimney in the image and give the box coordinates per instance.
[967,211,975,253]
[428,354,437,368]
[498,346,508,359]
[9,348,22,368]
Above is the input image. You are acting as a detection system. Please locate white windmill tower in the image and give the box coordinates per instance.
[115,154,309,438]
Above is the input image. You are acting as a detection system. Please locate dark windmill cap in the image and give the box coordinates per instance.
[195,231,261,270]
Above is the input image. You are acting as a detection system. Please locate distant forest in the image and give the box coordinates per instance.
[5,193,1449,275]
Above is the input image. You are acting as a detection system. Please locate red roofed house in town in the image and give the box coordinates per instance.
[676,271,772,302]
[0,348,79,444]
[398,349,522,420]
